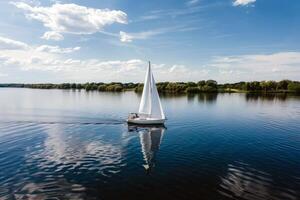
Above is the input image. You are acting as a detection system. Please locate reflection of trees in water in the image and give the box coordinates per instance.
[245,93,290,102]
[197,93,217,103]
[145,92,219,104]
[186,93,218,104]
[218,162,298,200]
[159,92,187,99]
[139,92,219,104]
[187,94,196,102]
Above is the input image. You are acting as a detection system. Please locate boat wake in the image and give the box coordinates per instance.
[0,119,125,125]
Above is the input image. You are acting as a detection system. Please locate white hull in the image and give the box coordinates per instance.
[127,118,165,125]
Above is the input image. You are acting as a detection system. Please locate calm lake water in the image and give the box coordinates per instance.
[0,88,299,200]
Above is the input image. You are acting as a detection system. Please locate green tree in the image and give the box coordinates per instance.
[98,85,106,91]
[85,83,92,91]
[277,80,290,90]
[186,82,197,87]
[260,81,268,92]
[288,82,300,93]
[206,80,218,88]
[76,84,82,89]
[71,83,76,89]
[266,81,277,91]
[197,80,206,87]
[186,87,200,93]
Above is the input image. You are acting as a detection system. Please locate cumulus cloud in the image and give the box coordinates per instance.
[0,42,207,82]
[1,36,299,82]
[0,36,81,79]
[208,52,300,82]
[155,64,209,82]
[36,45,80,54]
[119,31,133,43]
[18,0,41,6]
[2,50,300,82]
[0,40,143,75]
[0,72,8,77]
[11,2,128,39]
[233,0,256,6]
[0,36,29,50]
[41,31,64,41]
[119,29,173,43]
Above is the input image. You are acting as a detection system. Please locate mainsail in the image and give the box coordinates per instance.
[138,62,165,119]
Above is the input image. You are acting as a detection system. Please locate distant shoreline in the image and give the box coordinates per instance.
[1,80,300,94]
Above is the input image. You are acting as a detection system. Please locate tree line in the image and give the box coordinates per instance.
[219,80,300,93]
[0,82,137,92]
[0,80,299,93]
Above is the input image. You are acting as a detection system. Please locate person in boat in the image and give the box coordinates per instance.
[129,113,139,119]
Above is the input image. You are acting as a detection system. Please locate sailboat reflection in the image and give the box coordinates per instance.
[128,125,165,172]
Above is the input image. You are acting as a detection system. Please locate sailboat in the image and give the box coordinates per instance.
[127,61,166,125]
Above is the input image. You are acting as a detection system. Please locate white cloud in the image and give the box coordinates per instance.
[187,0,199,6]
[0,36,82,81]
[119,31,133,42]
[19,0,41,6]
[169,65,188,73]
[0,36,29,50]
[154,64,209,82]
[0,43,207,82]
[0,72,8,77]
[41,31,64,41]
[1,36,299,82]
[36,45,80,54]
[49,0,61,3]
[0,36,80,54]
[11,2,128,39]
[119,27,187,43]
[208,52,300,82]
[2,50,300,82]
[233,0,256,6]
[119,30,164,43]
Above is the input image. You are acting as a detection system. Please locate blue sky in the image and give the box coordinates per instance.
[0,0,299,83]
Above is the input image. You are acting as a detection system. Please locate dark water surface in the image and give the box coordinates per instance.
[0,88,299,200]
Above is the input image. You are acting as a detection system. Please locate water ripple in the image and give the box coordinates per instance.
[218,162,299,200]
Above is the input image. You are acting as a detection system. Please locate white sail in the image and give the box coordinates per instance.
[150,72,165,119]
[138,63,151,115]
[138,62,165,119]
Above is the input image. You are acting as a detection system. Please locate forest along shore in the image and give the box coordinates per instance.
[1,80,300,94]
